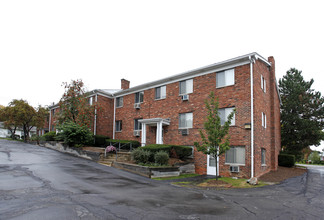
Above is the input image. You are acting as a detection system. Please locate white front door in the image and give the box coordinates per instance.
[207,154,219,176]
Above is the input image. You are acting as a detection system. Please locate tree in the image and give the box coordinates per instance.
[0,100,48,141]
[194,92,235,180]
[56,79,97,128]
[279,68,324,160]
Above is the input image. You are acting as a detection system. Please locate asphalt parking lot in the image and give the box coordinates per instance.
[1,139,323,220]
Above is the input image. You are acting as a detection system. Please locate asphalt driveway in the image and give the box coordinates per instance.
[0,139,323,220]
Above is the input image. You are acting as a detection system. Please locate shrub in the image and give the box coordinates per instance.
[42,131,56,141]
[131,148,152,164]
[141,144,172,155]
[278,154,295,167]
[308,152,321,164]
[56,121,94,147]
[172,145,193,159]
[154,151,169,165]
[94,135,110,147]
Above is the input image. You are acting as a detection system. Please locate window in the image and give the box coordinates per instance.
[179,79,193,95]
[261,148,266,165]
[262,112,267,128]
[52,109,55,116]
[219,107,235,126]
[115,120,122,132]
[179,112,193,129]
[135,91,144,103]
[89,97,93,105]
[216,69,235,88]
[225,146,245,164]
[134,118,142,131]
[116,97,123,108]
[155,86,166,100]
[261,75,266,93]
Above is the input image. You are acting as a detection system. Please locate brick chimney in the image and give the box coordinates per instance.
[121,79,130,90]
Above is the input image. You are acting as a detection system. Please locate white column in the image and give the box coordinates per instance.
[156,121,163,144]
[141,124,146,146]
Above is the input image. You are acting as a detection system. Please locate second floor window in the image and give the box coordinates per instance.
[155,86,166,100]
[219,107,235,126]
[179,79,193,95]
[261,75,266,93]
[179,112,193,129]
[135,91,144,104]
[116,97,123,107]
[262,112,267,128]
[134,118,142,131]
[89,97,93,105]
[216,69,235,88]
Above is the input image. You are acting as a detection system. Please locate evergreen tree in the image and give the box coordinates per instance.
[279,68,324,160]
[194,92,235,180]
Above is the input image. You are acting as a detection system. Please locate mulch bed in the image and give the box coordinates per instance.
[259,166,307,183]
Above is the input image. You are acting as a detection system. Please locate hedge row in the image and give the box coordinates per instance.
[278,154,295,167]
[140,144,192,159]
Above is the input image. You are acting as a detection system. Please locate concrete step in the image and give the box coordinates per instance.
[99,161,113,167]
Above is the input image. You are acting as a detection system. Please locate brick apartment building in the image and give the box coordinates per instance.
[48,52,281,178]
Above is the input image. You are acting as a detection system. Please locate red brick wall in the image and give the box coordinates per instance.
[95,95,114,138]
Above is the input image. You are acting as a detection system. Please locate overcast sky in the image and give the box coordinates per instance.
[1,0,323,150]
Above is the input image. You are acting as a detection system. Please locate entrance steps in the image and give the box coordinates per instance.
[98,152,131,167]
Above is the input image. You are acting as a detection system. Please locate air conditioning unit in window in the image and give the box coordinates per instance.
[230,166,240,173]
[182,94,189,101]
[134,103,141,109]
[181,129,189,136]
[133,130,141,137]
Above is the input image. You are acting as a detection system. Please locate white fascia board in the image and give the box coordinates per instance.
[114,54,255,98]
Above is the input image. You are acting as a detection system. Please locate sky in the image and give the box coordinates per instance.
[0,0,323,150]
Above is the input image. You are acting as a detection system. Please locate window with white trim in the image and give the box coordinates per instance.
[155,86,166,100]
[134,118,142,131]
[261,75,266,93]
[115,120,122,132]
[225,146,245,164]
[89,97,93,105]
[261,148,266,165]
[179,79,193,95]
[116,97,123,108]
[179,112,193,129]
[262,112,267,128]
[216,69,235,88]
[135,92,144,104]
[219,107,235,126]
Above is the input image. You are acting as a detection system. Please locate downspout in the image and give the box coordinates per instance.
[249,56,255,178]
[94,94,98,135]
[48,109,52,132]
[113,97,116,139]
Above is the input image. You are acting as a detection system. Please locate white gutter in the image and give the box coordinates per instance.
[94,94,98,135]
[250,56,255,178]
[113,97,116,139]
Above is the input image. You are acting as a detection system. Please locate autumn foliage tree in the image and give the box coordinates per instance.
[57,79,97,128]
[0,99,48,141]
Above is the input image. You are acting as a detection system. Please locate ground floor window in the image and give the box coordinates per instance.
[225,146,245,165]
[261,148,266,165]
[115,120,122,132]
[134,118,142,131]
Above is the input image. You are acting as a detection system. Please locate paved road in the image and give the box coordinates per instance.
[0,140,323,220]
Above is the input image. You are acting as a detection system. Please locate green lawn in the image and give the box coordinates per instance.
[152,173,199,180]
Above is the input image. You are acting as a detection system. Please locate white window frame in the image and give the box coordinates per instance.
[261,75,266,93]
[225,146,246,165]
[134,118,142,131]
[115,120,122,132]
[155,86,166,100]
[89,97,93,105]
[179,112,193,129]
[216,69,235,88]
[262,112,267,128]
[179,79,193,95]
[135,91,144,104]
[116,97,123,108]
[261,148,266,166]
[219,107,235,126]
